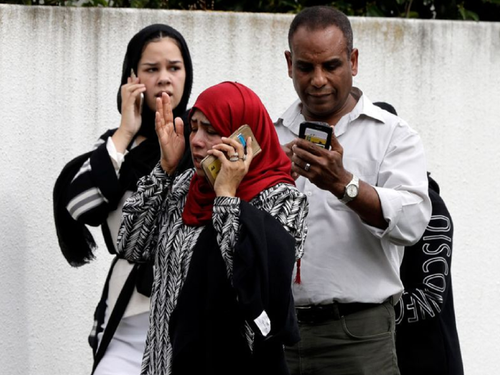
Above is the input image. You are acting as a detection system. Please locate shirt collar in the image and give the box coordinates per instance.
[334,89,386,136]
[278,88,386,137]
[279,98,305,136]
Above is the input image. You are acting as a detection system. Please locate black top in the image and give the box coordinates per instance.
[396,175,464,375]
[170,200,299,375]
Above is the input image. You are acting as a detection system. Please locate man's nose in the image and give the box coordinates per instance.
[311,67,327,88]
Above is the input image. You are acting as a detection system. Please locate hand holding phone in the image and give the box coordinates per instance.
[201,124,262,187]
[299,121,332,150]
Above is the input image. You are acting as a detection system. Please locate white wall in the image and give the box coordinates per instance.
[1,4,499,374]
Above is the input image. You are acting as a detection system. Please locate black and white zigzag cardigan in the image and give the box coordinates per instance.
[117,164,308,375]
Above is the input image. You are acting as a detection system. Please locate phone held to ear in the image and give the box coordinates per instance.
[200,124,262,187]
[299,121,332,150]
[130,69,144,113]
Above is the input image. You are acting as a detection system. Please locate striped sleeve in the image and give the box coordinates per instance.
[212,196,241,278]
[212,183,309,274]
[252,183,309,260]
[117,165,192,263]
[65,130,120,226]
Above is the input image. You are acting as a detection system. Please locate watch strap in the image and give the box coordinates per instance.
[339,174,359,204]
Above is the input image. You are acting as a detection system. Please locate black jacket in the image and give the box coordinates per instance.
[170,200,299,375]
[396,176,464,375]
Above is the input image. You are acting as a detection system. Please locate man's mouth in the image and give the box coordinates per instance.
[308,92,331,98]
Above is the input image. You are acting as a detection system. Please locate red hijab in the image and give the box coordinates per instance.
[182,82,295,226]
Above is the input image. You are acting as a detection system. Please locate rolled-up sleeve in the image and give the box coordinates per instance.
[367,125,431,246]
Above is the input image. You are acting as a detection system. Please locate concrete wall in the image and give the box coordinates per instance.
[1,4,499,374]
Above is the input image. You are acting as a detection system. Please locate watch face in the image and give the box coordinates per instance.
[346,184,358,198]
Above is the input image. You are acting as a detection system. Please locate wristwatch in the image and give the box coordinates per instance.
[339,174,359,204]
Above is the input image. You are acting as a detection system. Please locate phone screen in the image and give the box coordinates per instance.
[303,128,329,148]
[299,121,332,150]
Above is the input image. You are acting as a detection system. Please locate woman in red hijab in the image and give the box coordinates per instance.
[118,82,308,375]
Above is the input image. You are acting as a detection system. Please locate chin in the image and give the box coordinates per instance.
[307,104,336,118]
[195,168,205,177]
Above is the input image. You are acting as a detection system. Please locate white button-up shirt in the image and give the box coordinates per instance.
[275,92,431,305]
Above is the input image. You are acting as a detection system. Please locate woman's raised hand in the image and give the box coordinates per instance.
[113,71,146,153]
[209,136,254,197]
[156,92,185,175]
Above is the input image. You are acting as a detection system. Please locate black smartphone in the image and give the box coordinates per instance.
[299,121,333,150]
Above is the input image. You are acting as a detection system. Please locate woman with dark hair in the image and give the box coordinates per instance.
[118,81,308,375]
[53,24,193,374]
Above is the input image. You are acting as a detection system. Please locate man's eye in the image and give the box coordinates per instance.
[297,65,312,72]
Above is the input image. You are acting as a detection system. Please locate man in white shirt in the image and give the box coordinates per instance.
[275,6,431,375]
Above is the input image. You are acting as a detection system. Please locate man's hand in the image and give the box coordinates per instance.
[291,134,351,197]
[291,134,387,229]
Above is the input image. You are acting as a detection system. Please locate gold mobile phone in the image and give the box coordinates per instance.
[200,124,262,187]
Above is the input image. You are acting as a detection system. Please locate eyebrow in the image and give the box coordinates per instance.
[139,60,184,68]
[191,117,211,126]
[296,57,342,65]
